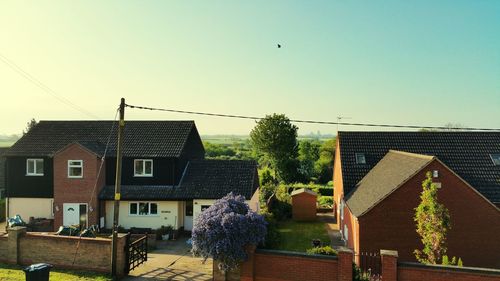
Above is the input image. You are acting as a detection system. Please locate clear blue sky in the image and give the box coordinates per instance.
[1,1,499,135]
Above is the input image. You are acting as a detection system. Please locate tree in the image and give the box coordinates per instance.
[23,118,37,135]
[298,140,321,181]
[414,172,451,264]
[191,192,267,271]
[314,138,335,184]
[250,114,299,183]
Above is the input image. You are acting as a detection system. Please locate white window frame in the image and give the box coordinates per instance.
[355,153,366,164]
[343,225,349,242]
[68,160,83,178]
[340,199,344,220]
[26,158,44,176]
[490,154,500,166]
[128,202,159,216]
[134,159,153,177]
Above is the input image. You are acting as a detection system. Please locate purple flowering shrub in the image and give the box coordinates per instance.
[191,192,267,271]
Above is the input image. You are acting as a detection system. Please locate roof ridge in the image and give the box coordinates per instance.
[388,150,435,160]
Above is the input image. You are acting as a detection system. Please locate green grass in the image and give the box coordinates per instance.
[275,220,331,252]
[0,263,112,281]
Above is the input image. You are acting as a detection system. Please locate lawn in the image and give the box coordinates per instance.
[275,220,331,252]
[0,263,112,281]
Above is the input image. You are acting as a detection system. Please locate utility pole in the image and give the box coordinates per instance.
[111,98,125,277]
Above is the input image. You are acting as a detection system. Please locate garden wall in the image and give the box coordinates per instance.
[236,247,353,281]
[380,250,500,281]
[0,227,128,276]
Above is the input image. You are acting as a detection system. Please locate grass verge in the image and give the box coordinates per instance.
[0,263,112,281]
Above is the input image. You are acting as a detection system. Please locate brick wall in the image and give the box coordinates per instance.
[53,143,106,230]
[234,247,353,281]
[379,250,500,281]
[291,192,317,221]
[1,227,128,276]
[358,160,500,268]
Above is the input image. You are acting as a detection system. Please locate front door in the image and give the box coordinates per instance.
[184,200,193,231]
[63,203,87,228]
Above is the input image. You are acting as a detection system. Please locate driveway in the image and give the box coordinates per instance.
[123,236,212,281]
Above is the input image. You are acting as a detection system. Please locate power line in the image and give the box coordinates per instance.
[0,52,101,119]
[125,103,500,131]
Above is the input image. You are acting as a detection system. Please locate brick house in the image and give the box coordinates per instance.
[334,132,500,269]
[4,121,259,231]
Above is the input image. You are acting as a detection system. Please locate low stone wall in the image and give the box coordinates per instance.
[0,227,128,276]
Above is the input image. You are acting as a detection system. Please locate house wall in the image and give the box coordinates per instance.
[291,192,317,221]
[105,157,178,186]
[357,160,500,268]
[341,200,358,253]
[7,198,53,220]
[333,138,343,221]
[193,199,216,222]
[53,144,106,230]
[6,156,53,198]
[104,200,181,230]
[248,189,260,212]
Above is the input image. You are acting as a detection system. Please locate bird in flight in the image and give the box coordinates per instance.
[277,44,282,48]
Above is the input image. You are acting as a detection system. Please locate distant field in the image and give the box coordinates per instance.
[0,141,13,147]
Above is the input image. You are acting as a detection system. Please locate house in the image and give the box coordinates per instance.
[0,147,7,199]
[334,131,500,268]
[4,121,259,232]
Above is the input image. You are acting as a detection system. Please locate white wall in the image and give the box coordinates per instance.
[8,198,54,220]
[192,198,257,226]
[105,201,180,230]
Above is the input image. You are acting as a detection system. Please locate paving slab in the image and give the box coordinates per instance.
[318,212,346,249]
[123,236,212,281]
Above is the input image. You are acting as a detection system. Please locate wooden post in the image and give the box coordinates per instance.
[112,98,125,277]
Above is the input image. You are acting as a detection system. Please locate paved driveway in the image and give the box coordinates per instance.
[123,236,212,281]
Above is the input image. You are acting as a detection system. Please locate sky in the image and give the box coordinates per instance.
[1,1,499,136]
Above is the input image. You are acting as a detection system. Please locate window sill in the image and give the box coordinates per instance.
[133,175,153,177]
[26,174,44,176]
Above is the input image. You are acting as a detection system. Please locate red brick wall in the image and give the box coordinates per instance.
[291,192,317,221]
[238,249,352,281]
[397,263,500,281]
[53,144,106,230]
[358,160,500,268]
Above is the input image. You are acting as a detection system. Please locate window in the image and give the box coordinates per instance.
[201,205,211,212]
[343,225,349,241]
[68,160,83,178]
[340,200,344,220]
[355,153,366,164]
[490,154,500,166]
[134,159,153,177]
[129,202,158,216]
[26,159,44,176]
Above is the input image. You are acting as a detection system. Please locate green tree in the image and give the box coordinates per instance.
[414,172,451,264]
[314,138,335,184]
[298,140,321,182]
[23,118,38,135]
[250,114,299,183]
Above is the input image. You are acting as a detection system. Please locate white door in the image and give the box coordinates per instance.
[63,203,80,226]
[184,200,193,231]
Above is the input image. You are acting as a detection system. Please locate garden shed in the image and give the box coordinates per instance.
[291,188,317,221]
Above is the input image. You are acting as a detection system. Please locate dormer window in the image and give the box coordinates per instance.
[490,154,500,166]
[68,160,83,178]
[26,159,44,176]
[134,159,153,177]
[355,153,366,164]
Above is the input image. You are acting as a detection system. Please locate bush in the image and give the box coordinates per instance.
[259,207,281,249]
[318,196,333,208]
[259,183,276,206]
[306,246,337,256]
[353,263,370,281]
[191,192,267,271]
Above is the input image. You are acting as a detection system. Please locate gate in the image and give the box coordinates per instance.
[357,252,382,281]
[125,233,148,274]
